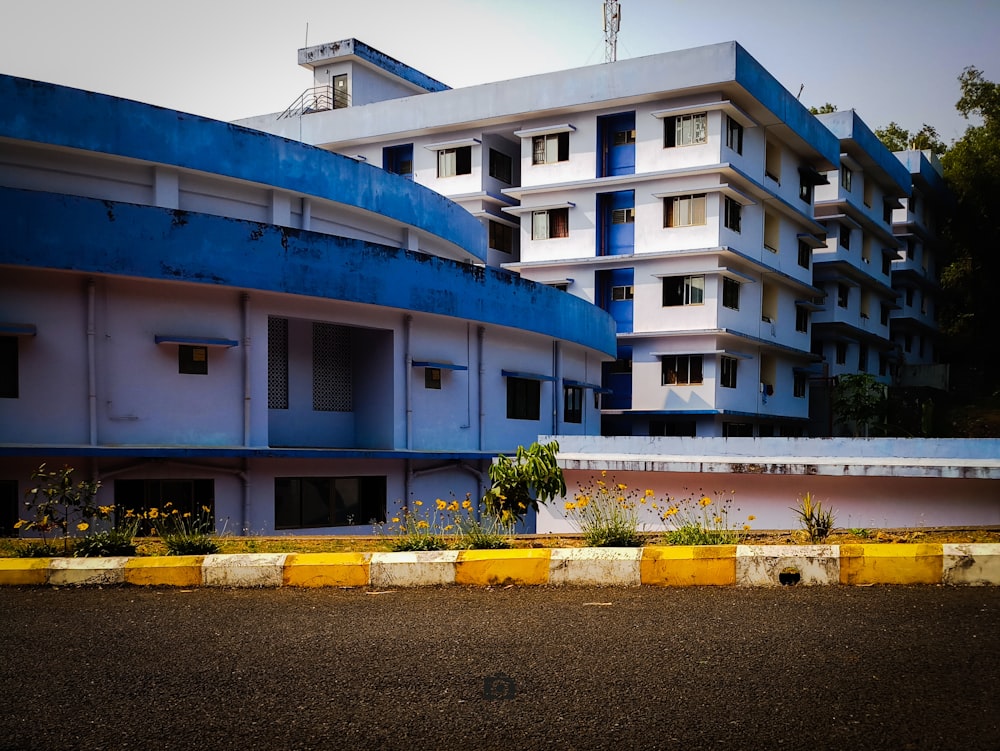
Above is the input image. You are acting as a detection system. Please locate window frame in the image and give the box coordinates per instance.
[841,166,853,192]
[531,207,570,240]
[489,220,514,253]
[837,283,849,308]
[488,148,513,184]
[797,239,811,269]
[722,277,741,310]
[664,194,707,228]
[794,372,807,398]
[720,356,738,389]
[178,344,208,375]
[274,475,386,530]
[563,385,584,424]
[506,376,541,421]
[664,113,708,148]
[437,146,472,178]
[532,132,570,165]
[724,197,742,233]
[725,116,744,154]
[662,275,706,307]
[795,307,810,333]
[661,354,704,386]
[0,336,18,399]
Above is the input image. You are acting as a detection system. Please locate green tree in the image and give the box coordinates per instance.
[482,441,566,524]
[16,464,108,553]
[939,66,1000,397]
[809,102,838,115]
[833,374,887,437]
[874,121,947,155]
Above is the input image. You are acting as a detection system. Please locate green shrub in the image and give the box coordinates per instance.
[74,528,138,557]
[564,473,647,547]
[791,493,835,543]
[660,490,753,545]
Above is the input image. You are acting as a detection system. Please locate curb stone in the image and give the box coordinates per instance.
[1,544,998,588]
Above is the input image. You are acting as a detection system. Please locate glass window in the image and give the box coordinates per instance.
[661,355,703,385]
[662,275,705,306]
[664,194,706,227]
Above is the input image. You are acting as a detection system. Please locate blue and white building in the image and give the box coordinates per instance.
[0,74,616,535]
[242,40,845,439]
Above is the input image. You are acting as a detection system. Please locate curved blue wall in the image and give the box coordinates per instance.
[0,187,616,355]
[0,75,485,261]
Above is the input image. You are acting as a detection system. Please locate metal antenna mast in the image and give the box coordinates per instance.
[603,0,621,63]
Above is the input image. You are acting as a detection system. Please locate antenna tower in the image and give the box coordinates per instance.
[603,0,621,63]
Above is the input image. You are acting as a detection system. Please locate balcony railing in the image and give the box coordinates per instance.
[278,85,347,120]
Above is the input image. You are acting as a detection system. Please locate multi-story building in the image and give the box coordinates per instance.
[812,111,911,388]
[890,150,948,375]
[241,39,842,438]
[0,74,615,536]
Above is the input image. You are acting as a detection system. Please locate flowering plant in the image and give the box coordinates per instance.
[377,494,513,551]
[658,489,753,545]
[564,473,648,546]
[15,464,110,554]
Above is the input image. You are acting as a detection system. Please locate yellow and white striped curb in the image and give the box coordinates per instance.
[2,544,999,588]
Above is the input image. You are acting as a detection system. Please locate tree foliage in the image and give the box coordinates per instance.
[833,374,887,437]
[482,441,566,524]
[874,121,948,155]
[808,102,838,115]
[938,66,1000,396]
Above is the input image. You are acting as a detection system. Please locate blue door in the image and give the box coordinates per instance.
[597,112,636,177]
[598,267,634,333]
[602,344,633,410]
[598,190,635,256]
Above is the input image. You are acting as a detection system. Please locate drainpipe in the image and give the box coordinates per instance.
[404,315,413,449]
[552,340,561,436]
[477,326,486,451]
[87,279,97,446]
[242,293,251,447]
[241,458,250,536]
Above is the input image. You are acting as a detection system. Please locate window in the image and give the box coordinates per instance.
[612,207,635,225]
[437,146,472,178]
[179,345,208,375]
[721,356,738,388]
[664,194,706,227]
[608,354,632,373]
[763,213,779,252]
[724,422,753,437]
[507,377,540,420]
[798,239,811,269]
[795,307,810,333]
[662,355,703,385]
[880,303,891,326]
[611,285,634,301]
[905,288,914,307]
[424,367,441,390]
[835,342,847,365]
[383,144,413,179]
[799,176,813,203]
[489,149,513,184]
[274,476,386,530]
[839,225,851,250]
[649,420,696,437]
[863,178,873,208]
[532,208,569,240]
[794,372,807,398]
[0,480,17,537]
[910,194,918,215]
[532,132,569,164]
[858,344,869,372]
[115,478,215,533]
[841,166,853,192]
[837,284,849,308]
[662,275,705,306]
[862,237,872,265]
[664,113,707,147]
[489,220,513,253]
[881,254,892,275]
[765,141,781,183]
[726,116,743,154]
[564,386,583,424]
[0,336,18,398]
[724,197,742,233]
[722,277,741,310]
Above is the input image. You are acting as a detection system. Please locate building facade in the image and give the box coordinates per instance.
[242,40,847,439]
[0,75,616,536]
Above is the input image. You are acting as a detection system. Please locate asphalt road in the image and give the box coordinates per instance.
[1,585,997,751]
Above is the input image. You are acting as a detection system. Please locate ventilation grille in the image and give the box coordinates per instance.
[267,317,289,409]
[313,322,353,412]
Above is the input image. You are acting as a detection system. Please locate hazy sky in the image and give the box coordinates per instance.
[1,0,996,143]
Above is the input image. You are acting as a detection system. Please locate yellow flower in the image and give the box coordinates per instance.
[148,508,159,519]
[448,501,459,512]
[462,500,473,511]
[77,522,89,532]
[743,524,751,531]
[416,520,429,529]
[747,515,756,521]
[617,483,627,491]
[14,519,25,529]
[699,496,712,507]
[664,507,678,517]
[201,505,211,514]
[183,512,191,518]
[444,525,454,532]
[98,505,113,515]
[436,499,447,510]
[601,470,607,477]
[391,517,400,523]
[564,502,577,511]
[713,515,722,524]
[645,489,655,497]
[164,502,173,508]
[414,500,423,507]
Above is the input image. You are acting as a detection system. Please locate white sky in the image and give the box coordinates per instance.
[1,0,996,143]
